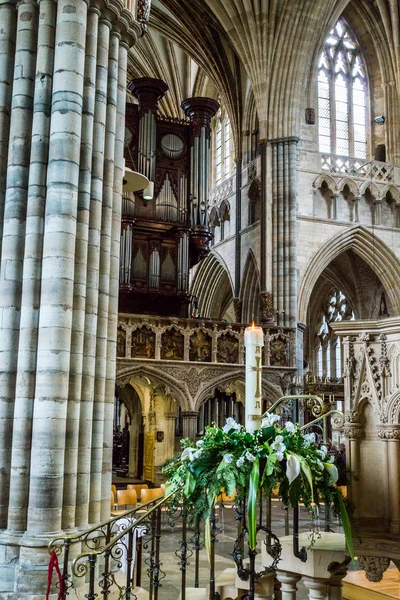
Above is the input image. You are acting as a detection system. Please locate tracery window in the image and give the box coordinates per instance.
[318,18,367,158]
[315,290,354,379]
[213,112,234,185]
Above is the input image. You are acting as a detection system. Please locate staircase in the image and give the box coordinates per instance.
[48,490,352,600]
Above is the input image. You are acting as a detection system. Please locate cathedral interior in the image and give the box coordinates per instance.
[1,0,400,598]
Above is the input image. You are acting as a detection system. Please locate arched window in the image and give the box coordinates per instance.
[315,290,354,378]
[213,112,234,185]
[318,18,367,158]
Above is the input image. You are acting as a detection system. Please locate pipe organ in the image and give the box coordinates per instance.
[120,77,219,316]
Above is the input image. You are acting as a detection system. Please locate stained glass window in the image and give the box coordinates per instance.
[318,18,367,158]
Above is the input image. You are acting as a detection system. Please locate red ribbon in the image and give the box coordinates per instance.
[46,550,63,600]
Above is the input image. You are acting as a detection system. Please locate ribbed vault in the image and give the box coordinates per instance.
[190,252,234,319]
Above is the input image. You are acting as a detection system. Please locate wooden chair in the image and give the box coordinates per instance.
[110,491,115,509]
[127,484,148,502]
[111,484,117,503]
[140,488,163,504]
[117,489,137,509]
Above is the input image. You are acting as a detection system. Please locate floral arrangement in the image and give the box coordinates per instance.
[163,414,354,557]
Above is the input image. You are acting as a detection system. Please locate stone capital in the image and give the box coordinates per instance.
[378,428,400,440]
[358,556,390,582]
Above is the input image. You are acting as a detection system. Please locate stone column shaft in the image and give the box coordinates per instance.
[270,137,298,327]
[75,18,109,528]
[0,2,17,260]
[62,6,99,531]
[7,0,56,535]
[181,411,199,441]
[303,577,329,600]
[276,571,302,600]
[0,0,38,528]
[388,438,400,532]
[89,25,118,525]
[26,0,88,536]
[100,41,128,522]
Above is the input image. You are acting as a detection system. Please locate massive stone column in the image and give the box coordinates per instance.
[0,0,141,596]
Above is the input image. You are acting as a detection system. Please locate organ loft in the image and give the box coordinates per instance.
[120,77,219,316]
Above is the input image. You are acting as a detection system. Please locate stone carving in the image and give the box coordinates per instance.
[131,326,156,359]
[161,328,184,360]
[189,330,212,362]
[379,333,391,377]
[247,160,257,182]
[270,331,289,367]
[378,429,400,440]
[358,556,391,582]
[217,333,239,364]
[345,409,359,423]
[117,327,126,358]
[260,291,274,323]
[342,427,363,439]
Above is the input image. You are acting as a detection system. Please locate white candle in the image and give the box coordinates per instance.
[244,323,264,432]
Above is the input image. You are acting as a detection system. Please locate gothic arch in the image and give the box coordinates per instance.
[195,372,282,410]
[190,251,234,319]
[116,363,192,411]
[298,225,400,324]
[240,249,261,324]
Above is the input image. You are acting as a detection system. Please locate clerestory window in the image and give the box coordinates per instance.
[318,18,367,159]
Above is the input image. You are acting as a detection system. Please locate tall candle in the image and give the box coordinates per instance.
[244,323,264,432]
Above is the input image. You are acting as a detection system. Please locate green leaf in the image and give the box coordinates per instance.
[204,516,211,565]
[184,471,196,497]
[260,426,275,442]
[338,491,354,560]
[296,454,314,503]
[248,458,259,551]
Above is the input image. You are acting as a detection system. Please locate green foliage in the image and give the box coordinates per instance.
[162,417,354,556]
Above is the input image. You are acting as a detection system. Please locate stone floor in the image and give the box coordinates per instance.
[133,499,348,600]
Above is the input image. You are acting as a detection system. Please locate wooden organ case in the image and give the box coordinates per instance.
[120,77,219,317]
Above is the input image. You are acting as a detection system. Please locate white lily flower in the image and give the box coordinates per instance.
[320,445,328,456]
[285,421,296,434]
[223,453,234,464]
[328,454,335,464]
[317,449,327,459]
[236,456,245,468]
[261,413,281,428]
[245,451,256,462]
[222,417,241,433]
[324,462,339,484]
[304,433,316,444]
[181,447,194,461]
[286,454,301,484]
[271,435,284,449]
[196,440,204,447]
[193,449,203,459]
[276,450,284,461]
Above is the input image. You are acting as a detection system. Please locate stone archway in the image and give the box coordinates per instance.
[298,225,400,325]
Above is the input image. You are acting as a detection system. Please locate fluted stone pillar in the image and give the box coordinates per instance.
[101,40,128,521]
[0,0,141,595]
[0,0,38,529]
[0,1,17,259]
[270,137,298,328]
[7,0,56,536]
[62,4,100,531]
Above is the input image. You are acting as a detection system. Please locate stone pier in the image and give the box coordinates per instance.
[0,0,142,596]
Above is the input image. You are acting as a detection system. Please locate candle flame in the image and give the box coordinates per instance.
[251,321,256,330]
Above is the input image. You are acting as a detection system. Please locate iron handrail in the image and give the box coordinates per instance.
[72,488,177,574]
[48,494,166,555]
[263,394,327,419]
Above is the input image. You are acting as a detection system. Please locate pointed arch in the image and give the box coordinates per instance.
[312,174,337,192]
[190,251,234,319]
[298,225,400,324]
[337,178,359,196]
[240,249,261,324]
